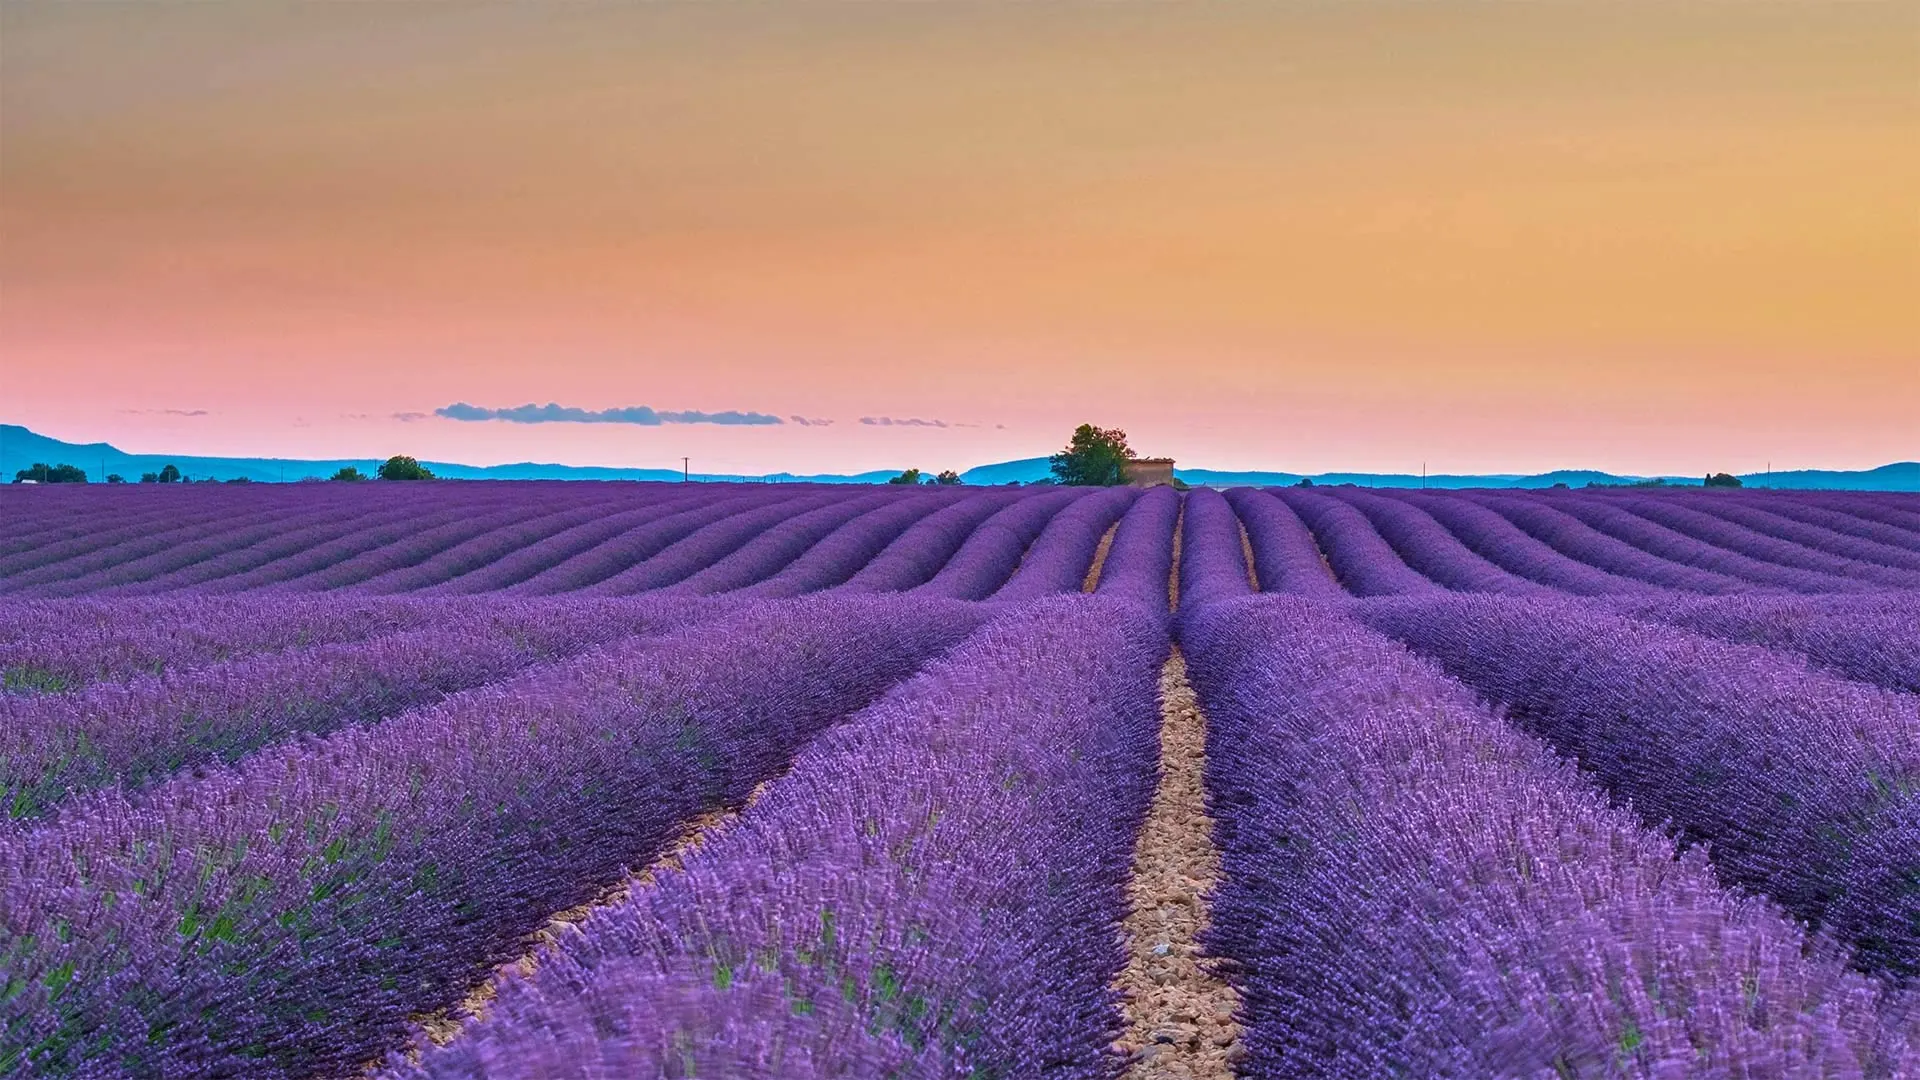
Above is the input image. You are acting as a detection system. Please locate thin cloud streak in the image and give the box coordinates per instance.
[860,416,949,428]
[436,402,784,426]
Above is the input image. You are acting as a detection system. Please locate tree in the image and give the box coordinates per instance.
[330,466,367,482]
[1294,478,1315,488]
[224,476,252,484]
[13,462,86,484]
[158,464,181,484]
[1049,424,1134,486]
[930,470,962,486]
[377,455,434,481]
[106,474,126,484]
[887,468,923,485]
[1704,472,1743,489]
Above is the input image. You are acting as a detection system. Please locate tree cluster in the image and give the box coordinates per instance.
[376,456,434,481]
[12,462,87,484]
[1049,424,1134,486]
[887,469,963,486]
[1704,472,1743,489]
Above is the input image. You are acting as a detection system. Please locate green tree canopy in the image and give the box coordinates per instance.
[1049,424,1134,486]
[887,468,923,485]
[1704,472,1743,489]
[13,462,87,484]
[331,466,367,482]
[931,470,962,485]
[377,456,434,481]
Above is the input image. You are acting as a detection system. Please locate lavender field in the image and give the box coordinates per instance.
[2,480,1917,1078]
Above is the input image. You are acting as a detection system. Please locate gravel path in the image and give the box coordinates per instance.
[1083,520,1123,592]
[1114,649,1244,1077]
[397,786,767,1058]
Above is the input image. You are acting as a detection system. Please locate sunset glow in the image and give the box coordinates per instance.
[3,2,1914,476]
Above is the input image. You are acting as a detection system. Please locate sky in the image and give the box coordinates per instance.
[3,2,1915,477]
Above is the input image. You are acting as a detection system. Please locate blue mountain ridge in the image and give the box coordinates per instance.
[3,424,1914,491]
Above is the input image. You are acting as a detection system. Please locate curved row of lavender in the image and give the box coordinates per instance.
[1,598,714,821]
[0,595,455,690]
[1355,594,1920,979]
[1614,593,1920,693]
[0,596,984,1078]
[393,594,1165,1080]
[1181,597,1913,1077]
[4,482,1915,601]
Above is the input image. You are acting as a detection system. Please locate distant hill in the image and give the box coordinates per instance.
[4,424,1915,490]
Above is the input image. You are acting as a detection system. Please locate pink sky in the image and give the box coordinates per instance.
[3,3,1914,476]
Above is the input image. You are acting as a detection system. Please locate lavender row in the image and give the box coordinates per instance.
[1222,488,1345,599]
[1357,594,1920,977]
[278,502,593,592]
[664,491,901,596]
[1271,488,1442,595]
[1469,494,1759,593]
[350,502,634,593]
[913,488,1083,600]
[1092,485,1180,605]
[0,595,457,691]
[1182,597,1912,1077]
[0,503,312,593]
[1178,487,1256,608]
[0,595,982,1077]
[2,598,713,820]
[507,490,786,594]
[395,594,1165,1079]
[1609,497,1920,588]
[101,502,453,596]
[1664,497,1920,575]
[1617,593,1920,694]
[1383,491,1655,596]
[422,496,712,594]
[1325,488,1549,594]
[993,486,1137,601]
[735,489,963,598]
[1541,496,1870,593]
[578,490,837,595]
[838,489,1026,593]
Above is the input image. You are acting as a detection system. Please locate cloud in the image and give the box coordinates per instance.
[859,416,949,428]
[436,402,783,426]
[120,408,210,417]
[789,415,835,427]
[392,411,429,422]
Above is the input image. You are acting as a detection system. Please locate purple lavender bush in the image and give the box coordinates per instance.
[1178,487,1255,608]
[837,489,1025,593]
[1094,486,1182,606]
[1382,490,1654,596]
[1356,593,1920,977]
[1271,488,1441,596]
[392,594,1166,1079]
[0,595,982,1078]
[1221,488,1345,599]
[912,488,1082,600]
[1324,487,1549,594]
[1183,596,1913,1077]
[993,486,1137,601]
[1,598,711,820]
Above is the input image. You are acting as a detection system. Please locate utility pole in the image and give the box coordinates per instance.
[682,457,690,483]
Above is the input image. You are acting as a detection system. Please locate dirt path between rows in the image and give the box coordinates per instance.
[1114,648,1243,1076]
[389,784,768,1065]
[1083,520,1122,592]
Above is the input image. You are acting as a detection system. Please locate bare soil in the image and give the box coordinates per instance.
[1114,649,1243,1077]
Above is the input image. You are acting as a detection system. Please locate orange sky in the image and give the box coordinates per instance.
[3,2,1915,476]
